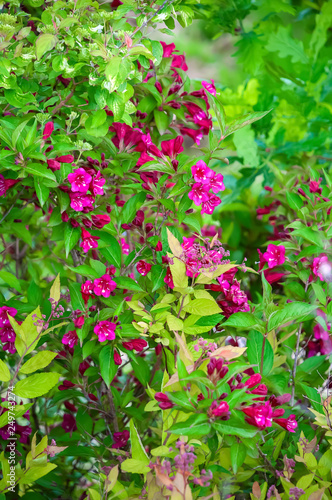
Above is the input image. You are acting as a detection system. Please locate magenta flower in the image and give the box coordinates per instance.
[155,392,174,410]
[0,306,17,327]
[201,193,222,215]
[209,173,225,193]
[136,260,152,276]
[312,254,332,282]
[93,274,117,298]
[70,193,95,212]
[61,413,77,433]
[94,321,116,342]
[188,182,210,206]
[56,155,74,163]
[244,373,262,388]
[68,168,92,193]
[91,214,110,228]
[90,171,105,196]
[180,127,203,145]
[164,267,174,289]
[191,161,214,184]
[42,121,54,140]
[309,178,322,194]
[274,414,298,433]
[263,244,286,269]
[47,159,61,171]
[80,229,99,253]
[161,136,184,159]
[242,402,273,430]
[62,330,78,348]
[111,430,130,449]
[81,280,94,304]
[121,238,130,255]
[0,174,5,197]
[122,339,148,352]
[202,79,216,96]
[210,401,230,418]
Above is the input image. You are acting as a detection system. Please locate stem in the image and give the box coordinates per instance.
[260,323,268,376]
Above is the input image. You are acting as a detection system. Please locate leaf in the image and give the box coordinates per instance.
[121,459,150,474]
[154,109,169,134]
[209,345,247,360]
[213,420,257,438]
[266,27,309,64]
[19,463,57,484]
[170,258,188,289]
[99,237,122,268]
[0,271,22,292]
[36,33,58,60]
[151,265,166,292]
[166,228,182,257]
[268,303,317,332]
[64,225,81,258]
[120,192,146,224]
[230,441,247,474]
[247,331,274,376]
[34,177,50,207]
[0,403,32,428]
[68,282,85,311]
[167,315,183,331]
[171,414,211,437]
[0,360,10,382]
[99,345,116,387]
[19,351,57,375]
[183,298,221,316]
[223,312,264,330]
[226,110,272,137]
[14,372,60,398]
[11,308,41,356]
[286,192,303,211]
[114,277,143,292]
[105,56,122,81]
[50,274,61,303]
[129,419,149,464]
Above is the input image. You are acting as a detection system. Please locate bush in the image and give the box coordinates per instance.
[0,1,332,499]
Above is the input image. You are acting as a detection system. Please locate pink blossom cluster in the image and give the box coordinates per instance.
[257,244,286,284]
[188,160,225,215]
[210,267,250,317]
[308,310,332,357]
[0,306,17,354]
[81,270,117,304]
[312,254,332,282]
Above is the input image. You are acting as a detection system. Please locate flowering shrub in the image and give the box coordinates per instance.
[0,1,332,499]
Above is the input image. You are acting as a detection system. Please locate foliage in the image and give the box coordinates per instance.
[0,1,331,499]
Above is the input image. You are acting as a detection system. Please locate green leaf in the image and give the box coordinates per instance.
[19,351,57,375]
[50,273,61,303]
[14,372,60,398]
[268,302,317,332]
[0,403,32,428]
[99,345,116,387]
[0,360,10,382]
[247,331,274,376]
[64,225,81,258]
[36,33,58,60]
[114,277,143,292]
[105,56,122,81]
[213,420,257,438]
[0,271,22,292]
[154,109,169,134]
[230,441,247,474]
[34,177,50,207]
[171,414,211,437]
[183,298,221,316]
[19,464,57,484]
[120,192,146,224]
[25,163,56,181]
[286,192,303,211]
[223,312,264,330]
[129,419,149,464]
[226,109,272,137]
[151,265,166,293]
[67,265,99,279]
[121,459,150,474]
[266,26,309,64]
[68,282,85,311]
[99,237,122,268]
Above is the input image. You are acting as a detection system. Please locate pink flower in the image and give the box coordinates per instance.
[94,321,116,342]
[274,414,298,433]
[42,121,54,140]
[0,306,17,327]
[0,176,18,197]
[210,401,230,418]
[155,241,162,252]
[155,392,174,410]
[114,350,122,366]
[47,159,61,171]
[90,171,105,196]
[209,173,225,194]
[56,155,74,163]
[122,339,148,352]
[80,229,99,253]
[62,330,78,348]
[81,280,94,304]
[202,79,216,96]
[70,193,95,212]
[191,161,214,184]
[309,178,322,194]
[111,430,130,448]
[161,136,184,159]
[161,41,176,58]
[61,413,77,433]
[121,238,130,255]
[68,168,92,193]
[164,267,174,288]
[91,214,110,228]
[136,260,151,276]
[312,254,332,282]
[188,182,210,206]
[263,244,286,269]
[244,373,262,388]
[201,193,222,215]
[93,274,117,298]
[242,402,273,430]
[180,127,203,145]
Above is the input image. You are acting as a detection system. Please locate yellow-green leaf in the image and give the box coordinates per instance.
[36,34,57,60]
[19,351,57,375]
[14,372,61,398]
[50,274,60,303]
[0,360,10,382]
[183,298,221,316]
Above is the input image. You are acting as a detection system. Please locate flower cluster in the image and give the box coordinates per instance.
[210,267,250,317]
[189,160,225,215]
[0,306,17,354]
[81,270,117,304]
